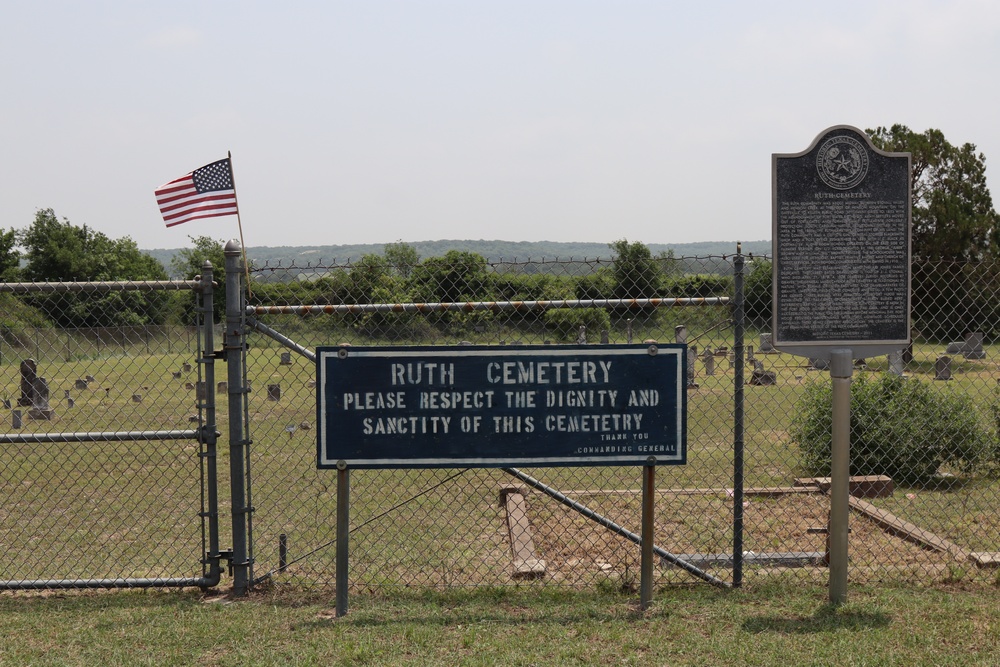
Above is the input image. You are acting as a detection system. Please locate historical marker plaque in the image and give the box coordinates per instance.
[772,125,911,359]
[316,344,686,469]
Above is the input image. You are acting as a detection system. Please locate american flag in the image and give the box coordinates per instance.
[155,158,239,227]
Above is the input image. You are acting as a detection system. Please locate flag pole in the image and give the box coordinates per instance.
[227,151,252,298]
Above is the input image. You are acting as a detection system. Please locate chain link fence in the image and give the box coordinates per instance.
[5,250,1000,593]
[244,252,742,592]
[0,278,223,588]
[742,256,1000,585]
[244,251,1000,591]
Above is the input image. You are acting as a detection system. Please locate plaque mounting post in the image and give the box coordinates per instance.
[829,348,852,605]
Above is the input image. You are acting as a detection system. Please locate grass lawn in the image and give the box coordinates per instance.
[2,582,1000,666]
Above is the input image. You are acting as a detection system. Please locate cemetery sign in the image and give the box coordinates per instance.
[772,125,911,359]
[316,344,686,469]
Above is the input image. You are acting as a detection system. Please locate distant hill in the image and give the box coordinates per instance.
[145,239,771,275]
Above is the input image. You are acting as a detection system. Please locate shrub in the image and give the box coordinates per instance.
[793,373,990,485]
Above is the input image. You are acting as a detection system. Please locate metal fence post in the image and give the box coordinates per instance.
[226,240,251,595]
[200,261,223,585]
[732,244,745,587]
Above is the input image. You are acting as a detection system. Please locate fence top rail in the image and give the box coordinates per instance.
[0,280,203,293]
[247,296,730,316]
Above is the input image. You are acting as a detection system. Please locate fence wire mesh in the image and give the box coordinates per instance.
[7,249,1000,593]
[0,280,217,586]
[246,252,1000,591]
[743,256,1000,585]
[245,253,739,591]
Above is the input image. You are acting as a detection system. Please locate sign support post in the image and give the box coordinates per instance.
[640,458,655,609]
[772,125,911,606]
[336,462,350,617]
[829,349,852,604]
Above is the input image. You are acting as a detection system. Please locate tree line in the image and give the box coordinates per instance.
[2,125,997,340]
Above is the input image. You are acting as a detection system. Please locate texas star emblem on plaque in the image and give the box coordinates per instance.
[816,134,870,190]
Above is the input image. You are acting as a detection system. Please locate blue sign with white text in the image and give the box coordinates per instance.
[316,345,686,469]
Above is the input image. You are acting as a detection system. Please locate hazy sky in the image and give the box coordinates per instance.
[3,1,999,250]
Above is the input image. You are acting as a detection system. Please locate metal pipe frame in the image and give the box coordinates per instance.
[0,280,202,293]
[0,270,222,591]
[502,467,730,589]
[248,296,729,317]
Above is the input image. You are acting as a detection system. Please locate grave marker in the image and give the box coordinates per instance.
[18,359,37,407]
[935,355,952,381]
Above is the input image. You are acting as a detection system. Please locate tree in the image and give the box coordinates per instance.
[18,209,169,327]
[384,241,420,279]
[347,254,392,304]
[868,126,1000,340]
[171,236,226,321]
[867,125,1000,261]
[410,250,490,303]
[409,251,493,335]
[0,227,19,281]
[609,239,660,300]
[743,258,773,327]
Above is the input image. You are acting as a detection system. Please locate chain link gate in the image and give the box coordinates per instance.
[0,269,223,589]
[240,246,742,592]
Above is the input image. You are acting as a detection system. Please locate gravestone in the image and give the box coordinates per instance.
[75,379,89,390]
[964,332,986,360]
[196,382,207,400]
[85,375,96,383]
[809,357,830,371]
[749,359,777,386]
[675,325,687,344]
[704,354,716,376]
[217,381,228,393]
[268,384,282,401]
[887,350,904,376]
[182,363,192,373]
[172,371,182,379]
[759,333,775,353]
[280,352,292,365]
[132,394,142,403]
[935,355,952,381]
[67,398,75,409]
[11,409,21,429]
[18,359,38,407]
[28,376,54,420]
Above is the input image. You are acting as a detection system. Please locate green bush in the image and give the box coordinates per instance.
[793,373,990,485]
[544,308,611,343]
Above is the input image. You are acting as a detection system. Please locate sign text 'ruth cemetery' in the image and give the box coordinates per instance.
[316,345,686,469]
